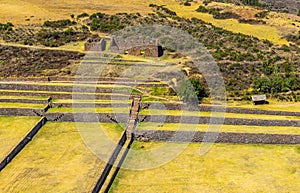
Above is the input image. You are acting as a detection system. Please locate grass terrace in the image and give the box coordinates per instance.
[137,122,300,135]
[139,109,300,121]
[0,95,49,100]
[0,122,123,192]
[48,107,131,113]
[110,142,300,193]
[0,102,45,109]
[0,116,40,161]
[227,100,300,113]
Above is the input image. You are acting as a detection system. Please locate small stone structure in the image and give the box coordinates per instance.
[251,95,268,105]
[84,38,107,51]
[84,37,163,57]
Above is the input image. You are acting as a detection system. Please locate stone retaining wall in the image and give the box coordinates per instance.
[0,108,43,116]
[139,115,300,127]
[92,132,128,193]
[0,117,47,171]
[0,91,128,100]
[53,103,130,108]
[45,113,129,123]
[0,99,48,104]
[135,130,300,144]
[0,83,128,94]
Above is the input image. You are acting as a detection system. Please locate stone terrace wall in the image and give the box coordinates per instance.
[0,108,44,116]
[54,102,130,108]
[0,77,166,84]
[0,83,127,94]
[139,115,300,127]
[45,113,129,123]
[135,130,300,144]
[0,99,49,104]
[0,91,128,100]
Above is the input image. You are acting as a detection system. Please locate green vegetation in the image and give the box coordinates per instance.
[0,22,13,32]
[77,13,89,19]
[43,19,76,28]
[178,78,206,103]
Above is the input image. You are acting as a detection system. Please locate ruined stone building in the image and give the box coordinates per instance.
[84,37,163,57]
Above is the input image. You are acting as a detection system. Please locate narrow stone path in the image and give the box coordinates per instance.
[126,95,142,139]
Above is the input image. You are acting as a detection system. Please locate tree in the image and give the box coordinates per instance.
[178,78,206,104]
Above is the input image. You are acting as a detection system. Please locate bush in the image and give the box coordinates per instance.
[43,19,76,28]
[77,13,89,19]
[178,78,206,103]
[0,22,14,32]
[196,6,208,13]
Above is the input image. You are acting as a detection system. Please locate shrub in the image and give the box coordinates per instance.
[43,19,76,28]
[178,78,207,103]
[196,6,208,13]
[77,13,89,19]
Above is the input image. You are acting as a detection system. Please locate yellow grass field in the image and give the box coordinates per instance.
[227,100,300,112]
[139,109,300,121]
[0,116,40,161]
[0,102,45,108]
[110,142,300,193]
[138,122,300,135]
[0,122,123,192]
[0,0,298,45]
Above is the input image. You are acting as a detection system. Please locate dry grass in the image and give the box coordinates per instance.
[0,0,297,45]
[137,122,300,135]
[0,102,44,108]
[0,122,123,192]
[227,100,300,112]
[0,116,40,161]
[139,109,300,120]
[110,142,300,193]
[48,106,130,113]
[166,2,289,45]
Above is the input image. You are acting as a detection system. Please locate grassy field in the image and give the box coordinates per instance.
[0,116,40,161]
[53,99,131,103]
[0,95,48,100]
[0,102,45,108]
[139,109,300,121]
[227,100,300,112]
[0,122,123,192]
[0,89,129,96]
[110,142,300,193]
[0,81,134,90]
[48,106,130,113]
[166,2,289,45]
[137,122,300,135]
[0,0,297,45]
